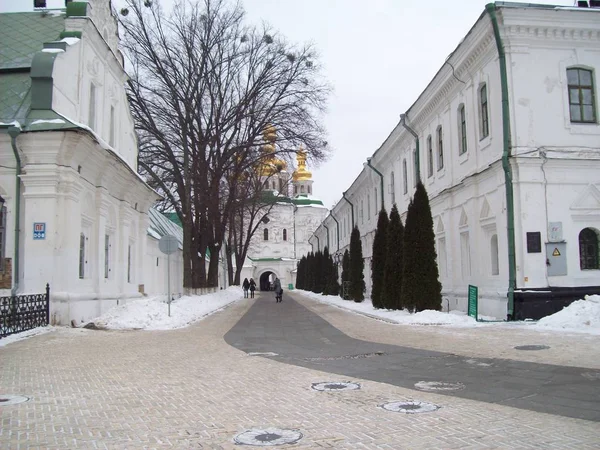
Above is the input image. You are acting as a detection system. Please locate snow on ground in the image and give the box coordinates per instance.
[87,286,244,331]
[300,291,600,335]
[2,290,599,348]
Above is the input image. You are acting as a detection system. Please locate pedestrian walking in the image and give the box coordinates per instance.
[249,278,256,298]
[274,277,283,303]
[242,278,250,298]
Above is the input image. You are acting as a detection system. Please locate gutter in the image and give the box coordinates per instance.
[486,3,517,320]
[342,191,355,229]
[329,211,340,251]
[366,158,385,211]
[7,126,23,295]
[400,114,420,184]
[315,234,320,252]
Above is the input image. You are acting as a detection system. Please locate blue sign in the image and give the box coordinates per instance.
[33,222,46,240]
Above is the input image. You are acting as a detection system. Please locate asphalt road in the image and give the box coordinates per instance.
[224,291,600,422]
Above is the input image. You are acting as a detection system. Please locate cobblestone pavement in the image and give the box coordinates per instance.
[1,291,599,449]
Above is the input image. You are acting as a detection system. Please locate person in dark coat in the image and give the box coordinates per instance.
[249,278,256,298]
[242,278,250,298]
[274,277,283,303]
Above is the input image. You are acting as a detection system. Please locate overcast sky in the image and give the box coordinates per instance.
[5,0,573,208]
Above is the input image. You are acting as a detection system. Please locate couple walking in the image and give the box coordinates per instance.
[242,278,256,298]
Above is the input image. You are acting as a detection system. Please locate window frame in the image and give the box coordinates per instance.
[479,83,489,139]
[437,125,444,171]
[402,160,408,194]
[426,135,433,178]
[283,229,287,241]
[458,104,467,155]
[567,67,597,124]
[579,227,599,270]
[390,171,396,205]
[264,228,269,241]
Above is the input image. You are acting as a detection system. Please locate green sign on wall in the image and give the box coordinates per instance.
[468,285,478,320]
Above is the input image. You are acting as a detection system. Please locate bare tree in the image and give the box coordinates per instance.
[120,0,330,289]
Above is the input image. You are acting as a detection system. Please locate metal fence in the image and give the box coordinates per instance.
[0,284,50,339]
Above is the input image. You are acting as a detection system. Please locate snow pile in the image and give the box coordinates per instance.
[535,294,600,334]
[300,290,477,326]
[87,287,243,331]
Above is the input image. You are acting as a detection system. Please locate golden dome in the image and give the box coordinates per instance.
[292,148,312,181]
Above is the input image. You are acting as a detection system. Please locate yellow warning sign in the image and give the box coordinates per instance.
[552,248,561,256]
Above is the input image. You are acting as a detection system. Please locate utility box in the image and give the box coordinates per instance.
[546,242,567,276]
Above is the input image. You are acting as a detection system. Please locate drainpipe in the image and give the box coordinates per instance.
[323,223,330,251]
[342,191,355,229]
[315,234,320,252]
[329,211,340,251]
[7,126,22,296]
[366,157,384,211]
[293,204,297,259]
[400,114,420,184]
[486,3,516,320]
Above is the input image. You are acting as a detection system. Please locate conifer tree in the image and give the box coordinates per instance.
[326,252,340,296]
[340,249,350,299]
[322,247,331,295]
[382,205,404,310]
[313,250,324,293]
[371,208,389,308]
[402,181,442,312]
[349,226,365,302]
[306,252,315,292]
[296,256,306,289]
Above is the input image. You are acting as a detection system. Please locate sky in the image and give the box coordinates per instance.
[2,0,575,209]
[2,288,599,348]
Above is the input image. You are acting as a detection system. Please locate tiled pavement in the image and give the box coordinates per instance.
[1,291,599,449]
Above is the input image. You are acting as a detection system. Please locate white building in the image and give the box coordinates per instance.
[239,132,328,291]
[311,1,600,320]
[0,1,186,325]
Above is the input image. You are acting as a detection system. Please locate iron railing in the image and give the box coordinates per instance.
[0,284,49,338]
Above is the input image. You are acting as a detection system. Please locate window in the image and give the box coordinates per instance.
[458,104,467,155]
[104,234,110,279]
[427,135,433,178]
[479,84,489,139]
[402,160,408,194]
[264,228,269,241]
[301,185,305,193]
[490,234,499,275]
[360,200,364,224]
[308,185,311,194]
[437,126,444,170]
[567,68,596,123]
[283,229,287,241]
[367,193,371,218]
[579,228,599,270]
[127,244,132,283]
[88,83,96,130]
[374,188,378,215]
[0,206,6,271]
[294,185,298,195]
[79,232,86,279]
[390,171,396,205]
[109,105,115,147]
[413,149,418,186]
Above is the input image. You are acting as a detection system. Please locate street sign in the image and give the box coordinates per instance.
[33,222,46,240]
[468,285,478,321]
[159,234,178,254]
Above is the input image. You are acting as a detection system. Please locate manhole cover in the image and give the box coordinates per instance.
[233,428,302,446]
[381,401,440,414]
[514,345,550,351]
[414,381,465,392]
[247,352,278,357]
[0,395,29,405]
[311,382,361,391]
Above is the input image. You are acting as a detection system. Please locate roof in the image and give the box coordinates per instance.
[292,194,324,207]
[147,209,184,250]
[0,11,66,122]
[0,12,66,71]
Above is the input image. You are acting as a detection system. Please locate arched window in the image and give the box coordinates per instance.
[264,228,269,241]
[567,67,596,123]
[283,229,287,241]
[490,234,499,275]
[579,228,599,270]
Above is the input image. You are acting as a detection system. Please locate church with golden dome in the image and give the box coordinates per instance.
[238,129,328,292]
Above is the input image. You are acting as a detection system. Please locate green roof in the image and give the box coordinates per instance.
[0,12,66,71]
[291,195,324,206]
[0,73,31,122]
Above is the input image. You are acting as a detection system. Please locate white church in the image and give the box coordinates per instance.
[0,0,186,326]
[237,126,328,292]
[310,1,600,320]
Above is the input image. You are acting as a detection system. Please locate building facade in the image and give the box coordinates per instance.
[311,2,600,319]
[0,1,186,325]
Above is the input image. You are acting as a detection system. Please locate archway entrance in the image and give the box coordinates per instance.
[259,271,276,291]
